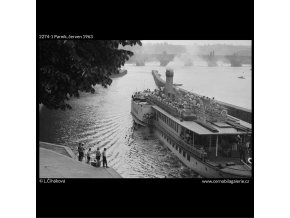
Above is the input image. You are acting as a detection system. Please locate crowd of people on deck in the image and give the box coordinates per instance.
[77,143,108,168]
[142,88,226,121]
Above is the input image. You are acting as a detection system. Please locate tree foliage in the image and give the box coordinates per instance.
[39,40,142,110]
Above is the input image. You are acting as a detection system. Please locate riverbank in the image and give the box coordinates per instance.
[39,142,122,178]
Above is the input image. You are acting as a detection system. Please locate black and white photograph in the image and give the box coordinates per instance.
[34,1,256,218]
[39,40,252,179]
[5,0,290,218]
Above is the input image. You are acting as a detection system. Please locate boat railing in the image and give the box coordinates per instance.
[179,137,208,159]
[147,95,179,117]
[155,122,207,159]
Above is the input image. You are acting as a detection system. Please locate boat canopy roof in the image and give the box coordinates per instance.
[152,105,251,135]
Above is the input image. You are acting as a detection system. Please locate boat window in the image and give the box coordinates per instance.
[187,153,190,161]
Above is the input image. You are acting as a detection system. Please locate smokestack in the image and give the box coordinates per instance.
[165,69,174,97]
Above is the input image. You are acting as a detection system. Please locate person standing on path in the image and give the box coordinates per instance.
[95,147,101,167]
[78,143,84,162]
[86,148,91,164]
[102,148,108,168]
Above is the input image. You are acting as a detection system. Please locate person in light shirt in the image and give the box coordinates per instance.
[86,148,91,164]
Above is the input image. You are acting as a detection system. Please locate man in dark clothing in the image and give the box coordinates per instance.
[236,135,241,144]
[102,148,108,168]
[78,143,84,161]
[239,143,246,162]
[95,147,101,167]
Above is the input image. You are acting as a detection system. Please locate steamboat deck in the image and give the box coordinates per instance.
[130,69,252,178]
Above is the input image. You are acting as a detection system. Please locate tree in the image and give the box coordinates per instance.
[39,40,142,110]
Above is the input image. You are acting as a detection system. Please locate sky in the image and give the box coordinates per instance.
[142,40,251,46]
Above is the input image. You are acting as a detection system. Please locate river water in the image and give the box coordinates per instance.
[39,62,251,178]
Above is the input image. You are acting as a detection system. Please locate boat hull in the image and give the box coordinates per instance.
[131,99,152,126]
[154,126,251,178]
[154,128,221,178]
[131,112,147,126]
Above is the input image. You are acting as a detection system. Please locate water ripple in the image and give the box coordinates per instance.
[39,65,251,178]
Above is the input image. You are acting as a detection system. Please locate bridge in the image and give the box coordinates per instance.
[200,51,252,67]
[128,51,175,66]
[127,51,251,67]
[202,51,217,67]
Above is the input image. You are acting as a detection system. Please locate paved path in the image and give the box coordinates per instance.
[39,147,122,178]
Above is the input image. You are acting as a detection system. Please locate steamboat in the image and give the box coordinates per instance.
[131,69,252,178]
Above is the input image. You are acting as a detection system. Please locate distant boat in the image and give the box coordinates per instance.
[110,69,127,78]
[238,76,245,79]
